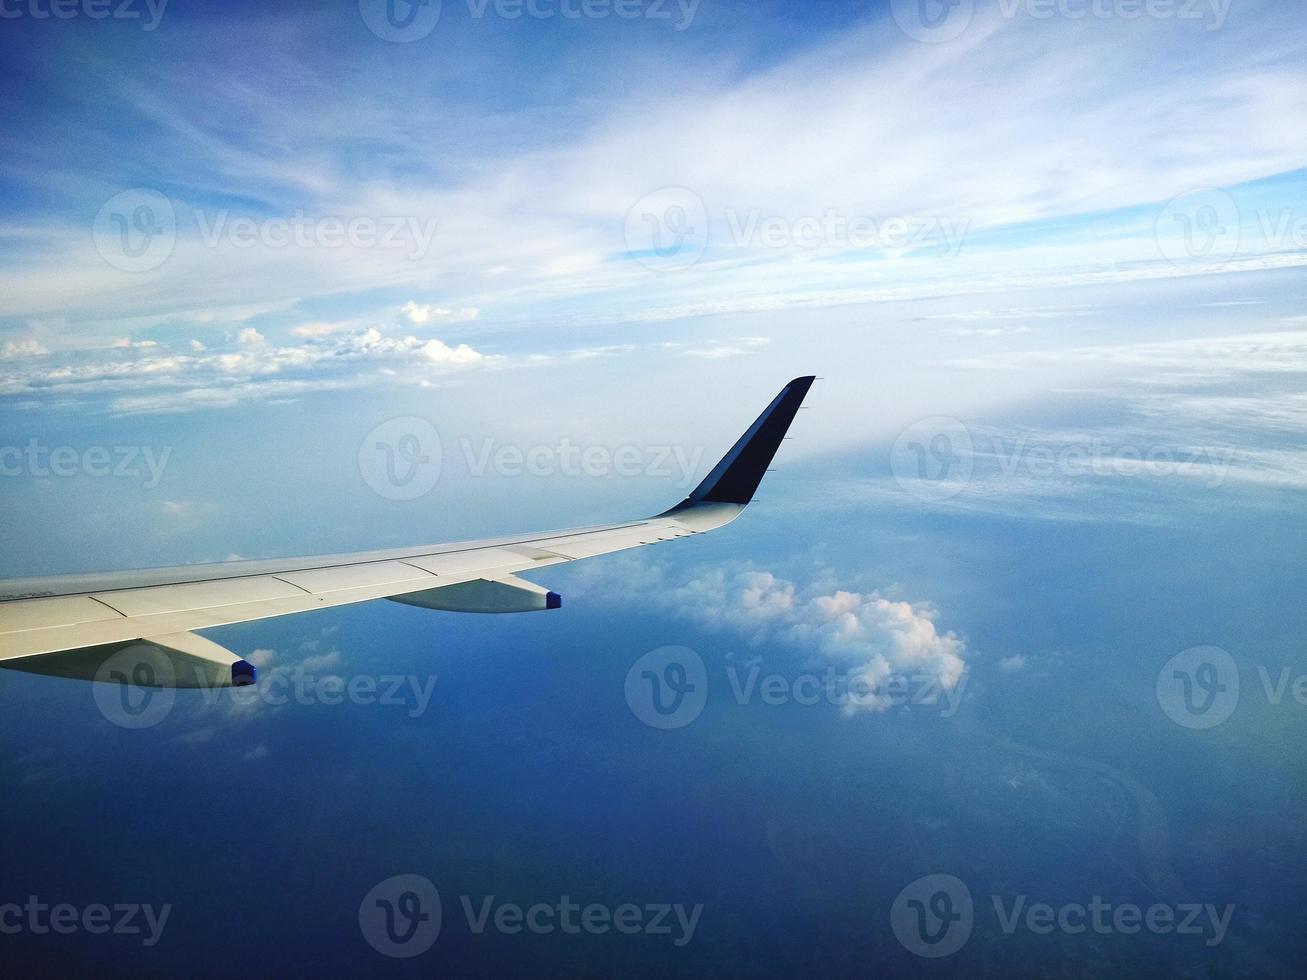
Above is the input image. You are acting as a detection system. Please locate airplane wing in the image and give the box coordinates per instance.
[0,377,815,689]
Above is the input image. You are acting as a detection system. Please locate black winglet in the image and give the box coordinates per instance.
[670,376,815,509]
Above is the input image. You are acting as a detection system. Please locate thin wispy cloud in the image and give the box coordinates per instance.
[1,0,1304,362]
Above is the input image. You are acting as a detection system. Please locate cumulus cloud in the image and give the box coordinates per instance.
[595,560,968,715]
[417,337,484,364]
[218,641,346,721]
[999,655,1028,673]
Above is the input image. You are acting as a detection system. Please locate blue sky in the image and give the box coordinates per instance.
[2,1,1306,976]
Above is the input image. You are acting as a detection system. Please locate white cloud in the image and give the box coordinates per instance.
[0,326,492,413]
[2,339,48,358]
[593,560,968,715]
[299,649,343,672]
[999,655,1028,673]
[247,649,276,668]
[161,500,220,517]
[402,302,480,326]
[680,345,749,360]
[291,321,340,338]
[2,3,1303,340]
[418,338,484,364]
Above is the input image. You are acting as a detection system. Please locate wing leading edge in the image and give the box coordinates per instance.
[0,377,816,688]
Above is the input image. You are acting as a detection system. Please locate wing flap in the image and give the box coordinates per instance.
[537,523,691,559]
[0,594,125,632]
[1,630,255,689]
[90,575,307,618]
[274,559,437,595]
[402,546,545,577]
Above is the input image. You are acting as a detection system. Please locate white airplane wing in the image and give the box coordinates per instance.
[0,377,815,689]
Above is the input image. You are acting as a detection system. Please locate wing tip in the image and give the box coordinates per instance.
[661,375,816,514]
